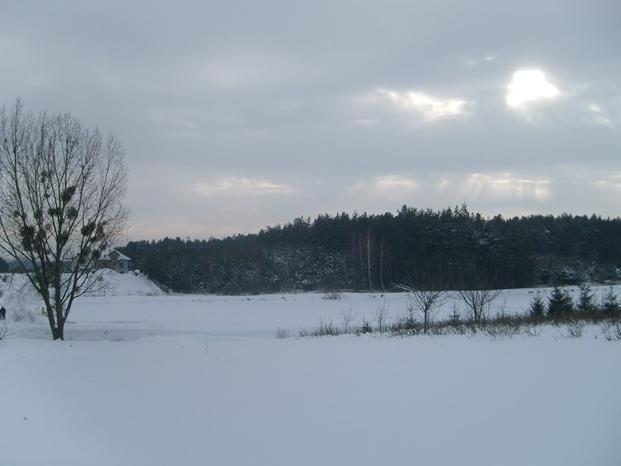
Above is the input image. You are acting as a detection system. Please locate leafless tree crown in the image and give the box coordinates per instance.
[0,100,127,339]
[457,288,501,323]
[399,283,449,333]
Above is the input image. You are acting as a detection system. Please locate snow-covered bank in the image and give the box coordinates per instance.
[1,278,620,465]
[0,269,163,301]
[3,281,620,341]
[2,334,620,466]
[0,269,619,338]
[0,269,163,327]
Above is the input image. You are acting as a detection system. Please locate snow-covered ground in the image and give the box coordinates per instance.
[1,273,620,465]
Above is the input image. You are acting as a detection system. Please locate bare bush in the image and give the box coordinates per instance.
[481,320,522,339]
[291,293,619,341]
[430,324,448,336]
[275,328,291,339]
[375,303,388,333]
[298,317,342,337]
[340,307,357,333]
[321,291,342,300]
[406,287,449,334]
[600,322,621,341]
[390,317,421,336]
[458,288,501,323]
[566,320,585,338]
[392,310,419,333]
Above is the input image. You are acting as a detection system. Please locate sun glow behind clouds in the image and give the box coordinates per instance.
[466,172,550,201]
[350,175,418,198]
[191,177,295,196]
[588,104,614,127]
[380,89,468,120]
[375,175,418,190]
[506,69,560,108]
[594,173,621,191]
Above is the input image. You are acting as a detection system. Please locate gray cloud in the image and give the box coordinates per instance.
[1,0,619,238]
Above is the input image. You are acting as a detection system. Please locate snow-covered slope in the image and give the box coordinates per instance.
[92,269,165,297]
[1,282,620,466]
[1,278,619,340]
[0,270,164,319]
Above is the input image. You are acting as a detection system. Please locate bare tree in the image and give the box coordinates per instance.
[340,307,357,333]
[397,259,448,333]
[365,228,373,292]
[406,287,449,334]
[458,288,501,323]
[0,101,127,340]
[375,302,388,333]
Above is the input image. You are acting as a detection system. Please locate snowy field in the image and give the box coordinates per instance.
[1,273,620,466]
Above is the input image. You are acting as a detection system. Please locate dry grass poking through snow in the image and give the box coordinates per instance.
[293,307,621,341]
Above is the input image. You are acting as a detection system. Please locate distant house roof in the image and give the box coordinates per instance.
[100,249,131,262]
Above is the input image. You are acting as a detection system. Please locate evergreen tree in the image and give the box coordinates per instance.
[577,283,594,313]
[119,207,621,294]
[547,286,574,318]
[602,285,620,316]
[529,293,546,319]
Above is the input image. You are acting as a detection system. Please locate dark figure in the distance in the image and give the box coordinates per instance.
[0,306,5,320]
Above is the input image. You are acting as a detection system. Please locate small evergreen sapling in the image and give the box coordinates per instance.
[602,285,620,317]
[360,319,372,334]
[577,283,594,314]
[529,293,546,319]
[547,286,574,318]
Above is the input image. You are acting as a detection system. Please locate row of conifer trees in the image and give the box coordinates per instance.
[529,284,619,319]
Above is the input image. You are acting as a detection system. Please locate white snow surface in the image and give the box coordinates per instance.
[1,275,620,466]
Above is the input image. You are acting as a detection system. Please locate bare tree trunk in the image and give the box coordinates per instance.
[358,235,364,290]
[366,229,372,292]
[379,236,385,293]
[351,235,357,286]
[52,324,64,340]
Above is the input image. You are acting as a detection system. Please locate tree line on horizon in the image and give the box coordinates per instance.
[121,205,621,294]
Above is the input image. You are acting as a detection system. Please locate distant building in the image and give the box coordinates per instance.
[96,249,131,273]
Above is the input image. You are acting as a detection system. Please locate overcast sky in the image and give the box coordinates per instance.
[1,0,620,239]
